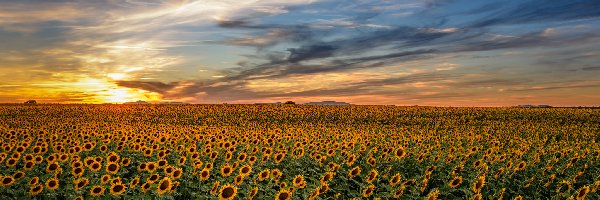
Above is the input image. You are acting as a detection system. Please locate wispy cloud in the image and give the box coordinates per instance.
[1,0,599,105]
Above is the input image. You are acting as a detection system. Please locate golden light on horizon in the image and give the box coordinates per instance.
[6,77,163,104]
[88,78,162,103]
[107,73,127,80]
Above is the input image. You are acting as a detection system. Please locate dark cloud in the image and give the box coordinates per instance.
[287,45,338,63]
[581,66,600,71]
[114,81,179,93]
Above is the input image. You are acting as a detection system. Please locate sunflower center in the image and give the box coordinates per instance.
[113,185,124,192]
[278,192,290,200]
[222,187,235,198]
[160,180,170,190]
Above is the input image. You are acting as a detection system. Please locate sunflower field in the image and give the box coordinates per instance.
[0,104,599,200]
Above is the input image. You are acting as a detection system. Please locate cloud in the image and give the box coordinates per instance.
[2,0,599,105]
[114,81,179,93]
[509,81,600,92]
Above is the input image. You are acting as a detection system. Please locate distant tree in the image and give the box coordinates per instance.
[24,100,37,104]
[284,101,296,104]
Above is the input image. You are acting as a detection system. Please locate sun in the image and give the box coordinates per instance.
[107,73,127,80]
[105,88,133,103]
[74,77,161,103]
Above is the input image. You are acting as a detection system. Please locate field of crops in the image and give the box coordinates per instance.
[0,104,599,199]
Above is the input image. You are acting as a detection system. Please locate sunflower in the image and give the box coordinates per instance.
[220,163,233,177]
[194,160,204,169]
[394,147,407,159]
[12,171,25,180]
[106,162,120,174]
[90,185,105,197]
[345,154,357,166]
[107,153,120,163]
[210,151,219,160]
[233,174,244,185]
[157,177,172,195]
[367,157,376,167]
[449,176,463,188]
[239,164,252,177]
[498,188,506,200]
[271,168,282,180]
[218,184,237,200]
[389,173,402,187]
[362,184,375,198]
[101,174,111,185]
[258,169,270,181]
[141,182,152,193]
[237,153,247,162]
[366,169,378,183]
[129,176,140,188]
[110,183,127,196]
[494,168,504,179]
[274,152,285,163]
[248,156,257,164]
[472,193,482,200]
[514,195,523,200]
[90,162,102,172]
[74,178,89,190]
[147,173,160,184]
[210,181,220,195]
[121,158,131,166]
[72,167,84,177]
[46,162,60,173]
[275,188,292,200]
[320,172,334,184]
[225,152,233,161]
[73,195,84,200]
[45,178,59,191]
[29,176,39,186]
[146,162,157,172]
[171,168,183,179]
[327,162,340,172]
[313,183,327,195]
[47,154,57,163]
[24,161,35,171]
[173,180,181,189]
[83,157,95,166]
[200,168,211,180]
[293,175,306,188]
[576,185,590,200]
[280,182,287,189]
[143,149,153,157]
[137,163,147,172]
[426,189,440,200]
[1,176,15,187]
[205,162,214,170]
[34,155,43,164]
[348,166,361,179]
[29,184,43,196]
[473,159,483,168]
[472,175,485,193]
[516,161,527,171]
[248,186,258,199]
[178,156,187,166]
[110,177,122,185]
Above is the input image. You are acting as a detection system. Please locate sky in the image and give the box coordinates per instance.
[0,0,599,106]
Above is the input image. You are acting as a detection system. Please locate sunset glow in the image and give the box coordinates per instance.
[0,0,598,106]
